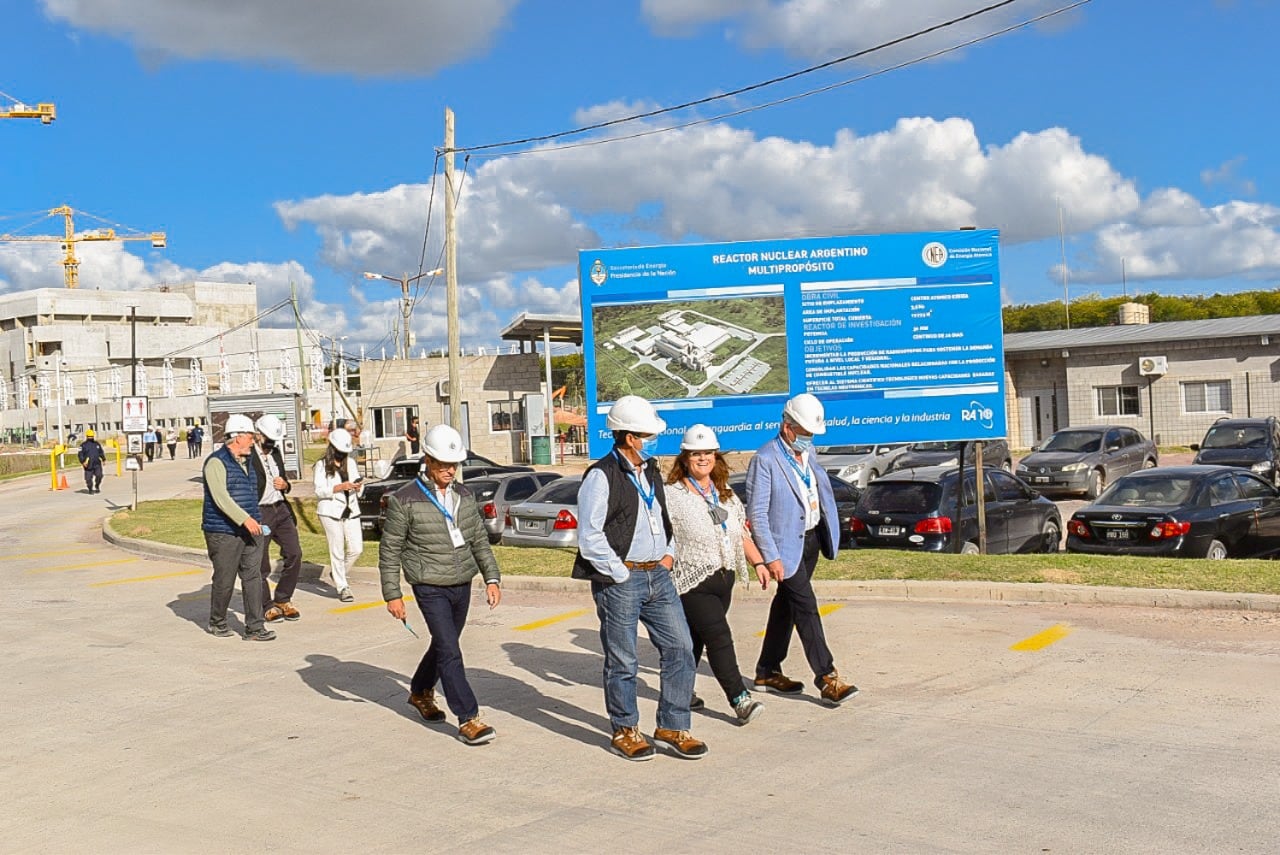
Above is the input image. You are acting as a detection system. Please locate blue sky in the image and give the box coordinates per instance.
[3,0,1278,356]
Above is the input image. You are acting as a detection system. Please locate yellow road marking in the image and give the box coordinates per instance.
[1010,623,1072,651]
[13,547,100,561]
[514,608,591,631]
[329,595,414,615]
[27,557,138,574]
[90,569,204,587]
[756,602,846,636]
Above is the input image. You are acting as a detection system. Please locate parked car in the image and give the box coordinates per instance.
[503,476,583,549]
[1065,465,1280,559]
[1016,425,1158,499]
[851,465,1061,554]
[815,443,910,488]
[727,470,861,547]
[1190,416,1280,486]
[357,452,536,535]
[475,471,563,544]
[887,438,1012,473]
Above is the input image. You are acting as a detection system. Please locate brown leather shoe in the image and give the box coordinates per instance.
[407,690,447,722]
[276,601,301,621]
[457,718,495,745]
[264,604,286,623]
[652,728,708,759]
[753,672,804,694]
[610,727,656,762]
[819,670,860,705]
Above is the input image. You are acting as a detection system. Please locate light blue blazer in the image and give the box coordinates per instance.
[745,437,840,578]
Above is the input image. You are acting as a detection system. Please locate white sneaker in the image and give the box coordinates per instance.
[339,587,354,603]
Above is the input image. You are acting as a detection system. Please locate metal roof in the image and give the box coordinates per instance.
[499,312,583,345]
[1004,314,1280,352]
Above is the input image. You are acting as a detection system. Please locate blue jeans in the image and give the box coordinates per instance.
[592,567,695,732]
[411,583,478,723]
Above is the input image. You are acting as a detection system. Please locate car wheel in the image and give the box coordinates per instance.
[1204,539,1228,560]
[960,541,980,555]
[1142,458,1157,469]
[488,532,502,545]
[1041,519,1061,553]
[1085,469,1104,500]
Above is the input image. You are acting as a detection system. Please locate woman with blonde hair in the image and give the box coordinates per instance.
[665,424,769,724]
[314,428,363,602]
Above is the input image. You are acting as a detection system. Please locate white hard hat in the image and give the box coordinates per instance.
[255,414,285,442]
[328,427,353,453]
[225,414,255,437]
[680,423,720,451]
[423,424,467,463]
[606,395,667,434]
[783,392,826,435]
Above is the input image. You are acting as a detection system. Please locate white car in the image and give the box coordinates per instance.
[815,443,910,488]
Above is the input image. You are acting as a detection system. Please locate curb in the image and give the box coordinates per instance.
[101,519,1280,613]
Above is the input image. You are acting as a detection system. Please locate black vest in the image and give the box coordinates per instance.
[572,450,674,585]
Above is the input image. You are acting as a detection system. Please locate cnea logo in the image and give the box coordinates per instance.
[960,401,994,429]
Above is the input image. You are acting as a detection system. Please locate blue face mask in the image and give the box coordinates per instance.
[640,436,660,457]
[789,435,814,454]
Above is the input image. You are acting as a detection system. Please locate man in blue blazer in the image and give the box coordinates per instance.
[745,392,859,705]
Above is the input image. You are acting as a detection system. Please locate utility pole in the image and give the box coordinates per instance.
[1058,199,1070,330]
[291,280,308,392]
[445,106,461,433]
[363,269,442,360]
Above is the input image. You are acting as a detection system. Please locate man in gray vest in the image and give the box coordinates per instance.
[573,395,704,762]
[201,414,275,641]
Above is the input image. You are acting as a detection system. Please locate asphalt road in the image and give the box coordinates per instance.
[3,453,1278,853]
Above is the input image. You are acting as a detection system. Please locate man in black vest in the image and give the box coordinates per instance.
[252,415,304,623]
[573,395,704,762]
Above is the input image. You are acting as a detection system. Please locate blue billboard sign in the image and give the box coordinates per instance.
[579,230,1005,457]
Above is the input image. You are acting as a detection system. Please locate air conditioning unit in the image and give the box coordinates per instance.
[436,379,450,399]
[1138,355,1168,376]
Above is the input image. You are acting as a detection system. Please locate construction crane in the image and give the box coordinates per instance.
[0,205,166,289]
[1,90,56,123]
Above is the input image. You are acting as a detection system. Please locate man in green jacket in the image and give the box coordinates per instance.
[380,424,501,746]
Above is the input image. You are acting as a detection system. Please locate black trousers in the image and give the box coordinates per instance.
[756,529,835,685]
[258,502,303,605]
[410,582,478,723]
[680,568,746,704]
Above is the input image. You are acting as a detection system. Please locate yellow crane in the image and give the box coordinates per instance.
[0,205,166,289]
[1,90,56,123]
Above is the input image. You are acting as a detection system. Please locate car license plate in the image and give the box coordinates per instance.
[1105,529,1130,540]
[1033,476,1049,483]
[879,525,903,536]
[519,519,544,533]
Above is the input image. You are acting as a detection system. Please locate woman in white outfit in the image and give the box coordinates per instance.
[314,428,364,602]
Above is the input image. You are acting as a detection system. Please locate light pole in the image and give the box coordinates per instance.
[322,334,348,427]
[362,268,444,360]
[54,352,66,449]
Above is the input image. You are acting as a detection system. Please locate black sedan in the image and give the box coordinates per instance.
[728,470,861,548]
[1065,465,1280,559]
[850,465,1061,554]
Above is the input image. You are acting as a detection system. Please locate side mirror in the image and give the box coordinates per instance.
[1030,444,1041,452]
[1189,443,1201,451]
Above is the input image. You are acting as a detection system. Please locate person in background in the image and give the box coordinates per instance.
[405,415,421,456]
[253,415,303,623]
[664,424,767,724]
[746,393,858,706]
[573,395,705,762]
[314,427,363,603]
[77,428,106,494]
[201,414,274,641]
[380,424,502,746]
[192,423,205,456]
[144,425,157,462]
[186,424,197,458]
[166,426,178,460]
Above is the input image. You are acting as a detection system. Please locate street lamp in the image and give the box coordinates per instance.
[362,268,444,360]
[322,334,348,427]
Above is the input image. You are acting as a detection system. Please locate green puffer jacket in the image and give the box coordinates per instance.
[378,477,501,602]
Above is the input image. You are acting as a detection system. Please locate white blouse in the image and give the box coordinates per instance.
[313,457,363,520]
[666,481,750,595]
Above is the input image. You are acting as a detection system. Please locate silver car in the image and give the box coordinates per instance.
[472,471,563,544]
[816,443,910,488]
[502,476,583,549]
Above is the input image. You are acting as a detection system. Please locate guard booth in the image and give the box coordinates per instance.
[207,393,305,479]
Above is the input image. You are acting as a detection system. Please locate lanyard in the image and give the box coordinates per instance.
[687,477,727,530]
[777,438,811,489]
[415,477,455,525]
[615,450,655,510]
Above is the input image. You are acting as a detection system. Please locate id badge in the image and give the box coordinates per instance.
[648,510,663,535]
[449,525,466,548]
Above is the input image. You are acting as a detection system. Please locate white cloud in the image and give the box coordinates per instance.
[39,0,519,76]
[641,0,1075,60]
